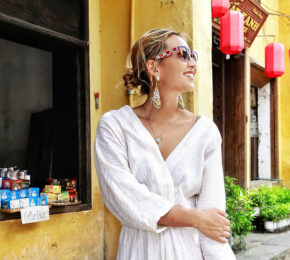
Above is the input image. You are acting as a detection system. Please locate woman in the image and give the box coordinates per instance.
[94,28,236,260]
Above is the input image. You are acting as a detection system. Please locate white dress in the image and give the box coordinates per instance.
[94,105,236,260]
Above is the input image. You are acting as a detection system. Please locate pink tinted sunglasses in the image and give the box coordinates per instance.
[153,46,198,65]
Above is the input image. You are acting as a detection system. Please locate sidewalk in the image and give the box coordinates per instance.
[236,230,290,260]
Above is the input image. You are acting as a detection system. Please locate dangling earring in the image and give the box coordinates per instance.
[178,94,185,109]
[150,75,161,109]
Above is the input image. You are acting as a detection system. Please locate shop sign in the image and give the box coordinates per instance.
[20,206,50,224]
[213,0,269,48]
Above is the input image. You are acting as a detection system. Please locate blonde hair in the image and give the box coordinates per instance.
[123,28,181,94]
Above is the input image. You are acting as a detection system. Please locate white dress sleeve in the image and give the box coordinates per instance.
[94,114,175,233]
[196,127,236,260]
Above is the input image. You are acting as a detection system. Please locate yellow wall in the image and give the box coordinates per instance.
[0,1,105,259]
[98,0,131,259]
[279,0,290,188]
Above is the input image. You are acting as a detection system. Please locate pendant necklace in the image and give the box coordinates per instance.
[148,108,178,145]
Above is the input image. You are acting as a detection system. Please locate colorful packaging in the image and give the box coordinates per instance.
[3,180,13,189]
[44,185,61,194]
[38,196,48,206]
[0,177,3,188]
[19,188,29,198]
[10,190,19,200]
[1,199,20,209]
[21,179,30,188]
[29,188,39,198]
[57,191,69,202]
[19,198,29,208]
[0,189,10,200]
[29,197,39,207]
[40,193,48,198]
[12,180,22,190]
[46,193,58,203]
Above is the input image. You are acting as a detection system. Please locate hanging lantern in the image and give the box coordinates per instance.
[265,42,285,78]
[220,11,244,55]
[212,0,229,18]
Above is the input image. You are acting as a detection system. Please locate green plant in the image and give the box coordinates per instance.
[261,203,290,222]
[225,176,255,252]
[250,186,290,222]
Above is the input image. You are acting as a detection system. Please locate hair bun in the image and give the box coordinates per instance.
[122,71,140,90]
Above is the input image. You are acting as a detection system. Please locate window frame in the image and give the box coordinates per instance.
[0,0,91,221]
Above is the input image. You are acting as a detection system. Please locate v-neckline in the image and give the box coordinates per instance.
[124,105,202,164]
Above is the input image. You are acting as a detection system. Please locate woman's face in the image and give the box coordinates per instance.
[156,35,197,94]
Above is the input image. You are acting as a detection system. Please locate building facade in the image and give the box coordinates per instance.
[0,0,289,259]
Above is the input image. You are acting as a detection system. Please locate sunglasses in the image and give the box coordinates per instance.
[153,46,198,65]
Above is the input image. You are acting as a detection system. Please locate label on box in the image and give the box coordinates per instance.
[19,188,29,198]
[20,198,30,208]
[0,189,10,200]
[29,197,39,207]
[10,199,20,209]
[38,196,48,206]
[1,199,20,209]
[11,190,20,200]
[3,180,13,189]
[29,188,39,198]
[21,206,50,224]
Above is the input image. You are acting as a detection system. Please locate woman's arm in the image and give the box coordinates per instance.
[95,114,175,233]
[158,205,230,243]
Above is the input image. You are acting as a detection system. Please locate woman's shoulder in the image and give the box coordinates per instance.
[98,105,130,124]
[183,109,220,135]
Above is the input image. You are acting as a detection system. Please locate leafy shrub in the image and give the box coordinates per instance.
[250,185,290,222]
[225,176,255,237]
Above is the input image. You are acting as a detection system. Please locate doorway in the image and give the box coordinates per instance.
[212,34,247,188]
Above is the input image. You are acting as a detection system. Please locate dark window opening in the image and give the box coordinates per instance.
[0,0,90,221]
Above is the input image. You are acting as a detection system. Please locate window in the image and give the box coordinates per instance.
[0,0,90,221]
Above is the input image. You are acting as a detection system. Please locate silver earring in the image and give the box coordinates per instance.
[178,94,185,109]
[150,75,161,109]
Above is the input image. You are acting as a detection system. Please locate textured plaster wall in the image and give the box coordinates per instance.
[279,0,290,188]
[0,1,105,259]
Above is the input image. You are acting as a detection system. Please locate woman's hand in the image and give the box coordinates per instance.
[195,208,231,243]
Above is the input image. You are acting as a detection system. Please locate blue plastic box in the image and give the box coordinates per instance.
[0,189,10,200]
[29,197,39,207]
[10,190,19,200]
[29,188,39,198]
[38,196,48,206]
[19,188,29,199]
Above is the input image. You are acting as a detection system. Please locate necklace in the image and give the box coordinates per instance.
[147,108,178,145]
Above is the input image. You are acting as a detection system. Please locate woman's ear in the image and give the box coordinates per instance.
[146,60,159,78]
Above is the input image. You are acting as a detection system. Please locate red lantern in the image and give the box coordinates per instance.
[212,0,229,18]
[220,11,244,55]
[265,42,285,78]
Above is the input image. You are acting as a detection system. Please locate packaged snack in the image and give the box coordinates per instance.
[29,197,39,207]
[10,190,20,200]
[3,180,13,189]
[46,193,58,203]
[12,180,22,191]
[0,189,11,200]
[29,188,40,197]
[20,198,29,208]
[1,199,20,209]
[38,196,48,206]
[45,185,61,194]
[19,188,29,198]
[57,191,69,202]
